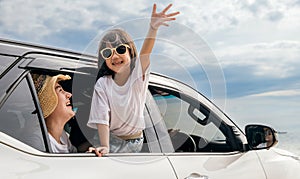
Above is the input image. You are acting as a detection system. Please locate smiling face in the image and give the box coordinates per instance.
[48,82,75,122]
[97,29,138,78]
[104,43,131,74]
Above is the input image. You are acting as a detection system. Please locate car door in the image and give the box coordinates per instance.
[147,82,267,179]
[0,143,177,179]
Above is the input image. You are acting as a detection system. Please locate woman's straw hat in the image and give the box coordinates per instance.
[32,74,71,118]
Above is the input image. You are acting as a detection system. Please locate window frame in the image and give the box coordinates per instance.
[27,72,52,152]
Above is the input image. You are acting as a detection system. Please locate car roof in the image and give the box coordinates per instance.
[0,38,95,59]
[0,38,97,73]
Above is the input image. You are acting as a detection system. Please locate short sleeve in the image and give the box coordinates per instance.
[131,57,150,85]
[87,80,110,129]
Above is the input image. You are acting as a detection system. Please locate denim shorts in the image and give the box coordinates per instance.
[109,134,144,153]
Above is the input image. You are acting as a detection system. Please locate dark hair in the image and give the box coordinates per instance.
[96,28,138,81]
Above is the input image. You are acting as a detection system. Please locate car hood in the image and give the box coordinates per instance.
[271,147,300,161]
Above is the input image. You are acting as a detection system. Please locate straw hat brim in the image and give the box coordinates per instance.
[38,74,71,118]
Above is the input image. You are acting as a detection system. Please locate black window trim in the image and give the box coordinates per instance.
[26,72,52,153]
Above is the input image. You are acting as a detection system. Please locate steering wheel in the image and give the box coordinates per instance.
[169,129,197,152]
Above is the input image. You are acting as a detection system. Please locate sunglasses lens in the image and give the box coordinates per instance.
[116,45,127,54]
[102,49,112,59]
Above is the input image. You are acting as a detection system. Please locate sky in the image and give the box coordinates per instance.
[1,0,299,154]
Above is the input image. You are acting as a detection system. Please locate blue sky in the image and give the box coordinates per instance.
[1,0,300,152]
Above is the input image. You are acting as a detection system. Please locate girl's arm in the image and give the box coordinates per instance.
[89,124,109,156]
[140,4,179,74]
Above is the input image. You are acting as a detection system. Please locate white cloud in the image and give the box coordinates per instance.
[175,0,242,35]
[215,40,300,78]
[1,0,299,46]
[0,0,148,41]
[249,89,300,97]
[277,7,300,34]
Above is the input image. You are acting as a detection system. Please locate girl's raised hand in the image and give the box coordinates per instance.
[150,3,180,30]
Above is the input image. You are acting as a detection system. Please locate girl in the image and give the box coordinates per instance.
[87,4,179,155]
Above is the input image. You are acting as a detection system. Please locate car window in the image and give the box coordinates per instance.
[0,77,46,151]
[149,86,232,152]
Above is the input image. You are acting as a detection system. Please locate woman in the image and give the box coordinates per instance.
[32,73,77,153]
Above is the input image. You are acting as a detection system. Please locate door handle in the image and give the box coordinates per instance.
[185,173,209,179]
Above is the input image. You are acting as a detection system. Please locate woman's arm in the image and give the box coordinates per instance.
[140,4,180,74]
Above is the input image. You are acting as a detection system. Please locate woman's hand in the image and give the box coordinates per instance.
[88,146,109,157]
[150,3,180,30]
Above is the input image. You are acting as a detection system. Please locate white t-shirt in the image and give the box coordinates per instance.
[48,132,77,153]
[87,58,150,136]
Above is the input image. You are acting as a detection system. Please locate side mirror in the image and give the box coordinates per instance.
[245,124,278,150]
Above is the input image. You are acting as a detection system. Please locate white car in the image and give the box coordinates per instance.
[0,38,299,179]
